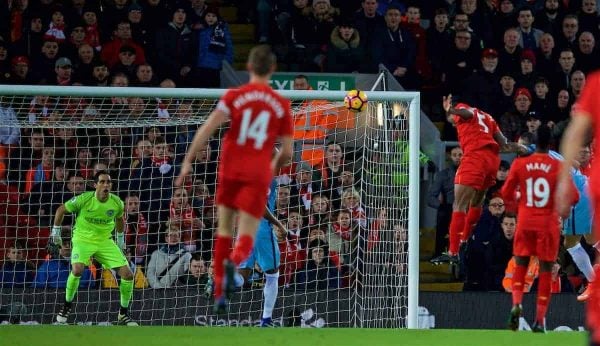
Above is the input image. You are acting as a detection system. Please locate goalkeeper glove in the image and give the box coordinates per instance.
[116,232,126,251]
[51,226,63,246]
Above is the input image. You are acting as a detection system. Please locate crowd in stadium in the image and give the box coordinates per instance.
[0,0,599,295]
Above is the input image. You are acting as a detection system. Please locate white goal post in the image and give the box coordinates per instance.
[0,85,420,328]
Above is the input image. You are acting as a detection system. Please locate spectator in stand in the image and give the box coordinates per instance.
[287,209,307,251]
[459,0,493,47]
[133,64,156,87]
[442,30,479,95]
[497,27,522,75]
[123,194,148,265]
[0,102,19,157]
[127,3,150,48]
[372,6,417,89]
[575,31,600,74]
[402,4,432,85]
[450,12,483,50]
[7,55,35,85]
[556,14,579,51]
[178,252,209,288]
[290,161,316,212]
[515,49,538,90]
[62,21,88,61]
[569,70,586,100]
[23,147,54,193]
[427,146,462,258]
[275,185,292,219]
[26,162,70,225]
[493,72,517,117]
[311,0,340,49]
[154,5,194,84]
[111,45,138,81]
[487,160,511,201]
[531,77,551,117]
[168,187,204,253]
[325,19,367,73]
[101,0,131,40]
[72,44,96,84]
[492,0,518,45]
[190,6,233,88]
[578,0,599,38]
[329,209,357,266]
[307,194,332,227]
[315,142,344,197]
[462,48,500,114]
[426,7,452,84]
[296,240,340,289]
[101,21,146,69]
[32,239,95,288]
[535,32,557,79]
[44,7,67,43]
[485,212,516,291]
[32,39,60,84]
[341,187,367,230]
[517,6,543,49]
[87,60,110,86]
[7,129,44,188]
[0,240,35,288]
[275,220,304,287]
[188,0,208,30]
[525,111,543,136]
[463,195,506,291]
[82,5,101,51]
[354,0,385,72]
[499,87,531,141]
[53,57,73,85]
[146,227,192,289]
[534,0,564,39]
[190,141,217,192]
[551,48,576,94]
[11,13,44,57]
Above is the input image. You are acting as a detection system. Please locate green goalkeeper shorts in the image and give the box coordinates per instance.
[71,238,128,269]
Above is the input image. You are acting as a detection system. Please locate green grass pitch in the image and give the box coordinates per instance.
[0,326,586,346]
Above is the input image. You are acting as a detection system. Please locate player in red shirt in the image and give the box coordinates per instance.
[503,126,578,332]
[431,94,527,264]
[176,45,294,314]
[558,71,600,345]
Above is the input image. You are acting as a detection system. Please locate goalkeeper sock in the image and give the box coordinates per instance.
[230,234,254,266]
[535,271,552,324]
[65,272,81,303]
[511,264,527,306]
[262,272,279,319]
[461,207,482,242]
[448,211,466,255]
[214,235,232,299]
[119,278,134,309]
[568,243,595,282]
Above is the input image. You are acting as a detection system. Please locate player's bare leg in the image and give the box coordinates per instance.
[116,265,137,326]
[461,189,487,243]
[431,184,476,264]
[531,260,554,333]
[213,205,236,313]
[508,256,530,331]
[57,262,85,324]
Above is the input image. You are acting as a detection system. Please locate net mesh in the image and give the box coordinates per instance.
[0,91,410,327]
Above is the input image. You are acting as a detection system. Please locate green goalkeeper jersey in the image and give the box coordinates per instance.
[64,191,124,243]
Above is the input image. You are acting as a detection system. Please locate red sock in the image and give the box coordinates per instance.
[230,234,254,266]
[213,235,232,299]
[535,271,552,324]
[448,211,466,255]
[512,264,528,306]
[461,207,482,242]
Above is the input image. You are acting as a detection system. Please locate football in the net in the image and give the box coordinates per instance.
[344,89,368,112]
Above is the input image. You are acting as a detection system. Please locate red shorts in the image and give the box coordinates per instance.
[216,178,269,219]
[513,224,560,262]
[454,149,500,190]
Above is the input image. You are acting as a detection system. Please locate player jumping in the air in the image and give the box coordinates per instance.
[52,171,137,325]
[431,94,527,264]
[503,126,578,332]
[558,71,600,345]
[176,45,294,314]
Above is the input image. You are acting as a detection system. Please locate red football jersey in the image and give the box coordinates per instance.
[573,71,600,192]
[501,153,577,225]
[452,103,500,155]
[217,83,293,185]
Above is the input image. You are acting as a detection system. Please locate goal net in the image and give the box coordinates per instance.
[0,86,419,328]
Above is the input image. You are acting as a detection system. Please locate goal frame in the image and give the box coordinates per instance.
[0,85,420,329]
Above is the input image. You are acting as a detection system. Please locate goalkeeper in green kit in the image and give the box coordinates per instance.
[51,171,137,325]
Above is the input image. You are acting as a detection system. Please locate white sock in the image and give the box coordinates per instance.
[234,272,245,288]
[262,272,279,319]
[568,243,595,282]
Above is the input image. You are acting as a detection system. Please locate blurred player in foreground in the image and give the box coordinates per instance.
[176,45,293,314]
[52,171,137,325]
[503,126,578,332]
[558,71,600,345]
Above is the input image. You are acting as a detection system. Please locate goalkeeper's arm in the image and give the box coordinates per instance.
[51,204,68,245]
[115,217,126,251]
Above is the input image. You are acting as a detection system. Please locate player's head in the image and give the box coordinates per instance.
[93,170,113,196]
[535,124,552,152]
[247,44,276,77]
